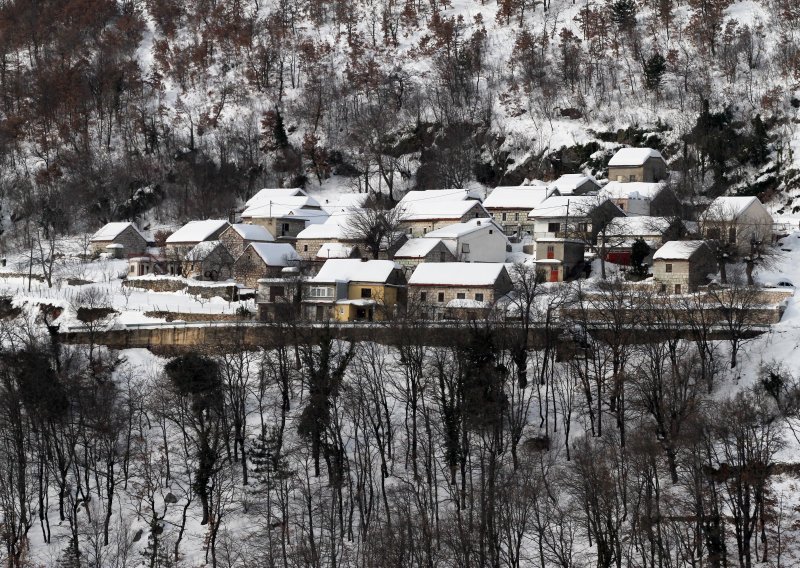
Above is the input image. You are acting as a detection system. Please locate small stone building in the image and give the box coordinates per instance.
[233,243,301,288]
[165,220,230,256]
[652,240,717,294]
[90,222,148,256]
[700,196,774,254]
[219,223,274,258]
[601,182,682,217]
[182,241,235,281]
[482,186,556,236]
[393,238,457,274]
[408,262,513,319]
[607,147,668,183]
[549,174,601,196]
[399,200,491,237]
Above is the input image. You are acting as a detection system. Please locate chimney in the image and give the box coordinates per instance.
[477,220,482,225]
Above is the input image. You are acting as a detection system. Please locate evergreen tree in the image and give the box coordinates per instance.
[643,53,667,91]
[630,238,651,277]
[611,0,637,29]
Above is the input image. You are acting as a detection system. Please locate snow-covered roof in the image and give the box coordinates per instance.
[320,193,369,214]
[167,220,229,244]
[608,147,665,167]
[549,174,599,195]
[227,223,275,242]
[446,298,489,309]
[483,186,554,209]
[394,238,446,258]
[601,181,666,200]
[425,218,506,239]
[397,189,479,206]
[652,240,708,260]
[185,240,224,261]
[247,243,300,265]
[311,259,401,283]
[528,196,609,219]
[409,262,507,286]
[703,196,762,220]
[317,243,356,259]
[296,216,350,240]
[399,200,488,221]
[245,187,306,207]
[241,195,323,219]
[91,222,144,242]
[605,216,673,236]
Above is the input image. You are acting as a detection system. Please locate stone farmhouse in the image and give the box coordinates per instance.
[600,181,681,217]
[90,222,148,256]
[399,200,491,237]
[393,238,457,273]
[239,194,328,240]
[165,220,230,255]
[652,240,717,294]
[699,196,774,254]
[218,223,275,258]
[549,174,601,196]
[607,147,668,183]
[482,186,557,236]
[423,218,509,262]
[182,241,235,281]
[408,262,513,320]
[599,216,685,265]
[233,242,301,288]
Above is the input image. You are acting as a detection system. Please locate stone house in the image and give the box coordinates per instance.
[302,259,406,322]
[239,195,328,240]
[90,222,148,256]
[482,186,556,236]
[218,223,274,258]
[407,262,513,320]
[600,181,682,217]
[599,216,686,265]
[549,174,601,196]
[534,239,586,282]
[182,241,235,281]
[393,238,457,274]
[700,196,774,254]
[607,147,668,183]
[399,200,491,237]
[165,220,230,257]
[295,218,358,260]
[652,240,717,294]
[245,187,307,209]
[424,218,509,262]
[528,196,625,243]
[233,242,301,288]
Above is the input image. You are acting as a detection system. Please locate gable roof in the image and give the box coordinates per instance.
[605,216,674,236]
[394,238,449,258]
[311,259,401,284]
[703,196,766,221]
[528,196,615,219]
[398,189,479,206]
[408,262,508,286]
[296,216,351,240]
[167,220,230,244]
[246,242,300,265]
[608,148,665,167]
[425,218,506,239]
[241,195,324,220]
[246,187,306,207]
[549,173,599,195]
[185,240,226,261]
[320,193,370,214]
[601,181,666,200]
[399,200,489,221]
[227,223,275,242]
[91,222,145,242]
[483,186,555,209]
[652,240,709,261]
[317,243,357,259]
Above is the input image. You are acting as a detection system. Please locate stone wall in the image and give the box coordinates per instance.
[123,277,240,299]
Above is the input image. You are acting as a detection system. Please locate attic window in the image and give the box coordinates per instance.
[489,229,493,234]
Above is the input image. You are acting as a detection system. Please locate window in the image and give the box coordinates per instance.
[361,288,372,298]
[514,213,519,221]
[457,292,466,300]
[629,175,636,182]
[423,228,427,234]
[462,244,470,253]
[420,291,427,302]
[577,222,588,232]
[665,263,673,273]
[438,292,445,302]
[660,284,667,294]
[502,212,507,221]
[475,293,484,302]
[281,223,290,234]
[439,252,447,262]
[619,203,625,210]
[408,227,413,234]
[489,229,493,234]
[129,265,134,273]
[548,222,561,233]
[675,284,682,294]
[728,227,737,243]
[310,286,333,298]
[546,245,555,259]
[303,245,308,252]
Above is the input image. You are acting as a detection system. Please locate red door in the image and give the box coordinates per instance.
[549,267,559,282]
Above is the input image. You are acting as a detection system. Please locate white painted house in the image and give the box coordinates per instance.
[423,218,509,262]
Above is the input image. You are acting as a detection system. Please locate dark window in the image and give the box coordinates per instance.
[438,292,445,302]
[514,213,519,221]
[577,222,588,232]
[457,292,466,299]
[665,263,673,273]
[303,245,308,252]
[439,252,446,262]
[707,227,721,240]
[489,229,493,234]
[728,227,737,243]
[502,212,507,221]
[675,284,682,294]
[361,288,372,298]
[462,244,470,253]
[475,293,484,302]
[548,222,560,233]
[629,175,636,182]
[420,292,427,302]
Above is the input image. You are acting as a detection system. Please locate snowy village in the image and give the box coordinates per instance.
[3,0,800,566]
